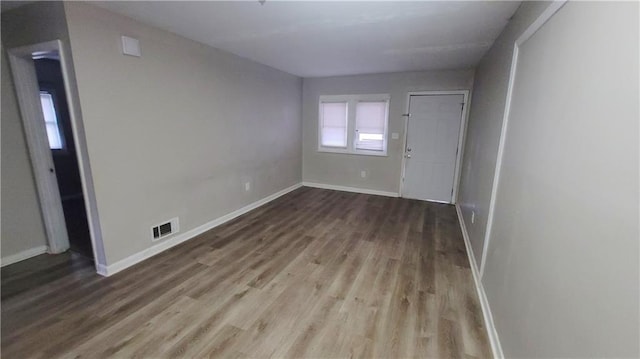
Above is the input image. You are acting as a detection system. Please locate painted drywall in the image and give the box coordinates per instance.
[1,1,70,49]
[302,70,473,194]
[481,2,639,357]
[457,1,551,265]
[1,43,49,260]
[63,2,302,264]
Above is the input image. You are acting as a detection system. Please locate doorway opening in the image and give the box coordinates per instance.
[400,91,469,203]
[7,40,106,274]
[33,55,93,259]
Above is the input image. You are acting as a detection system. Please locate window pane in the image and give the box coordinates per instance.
[46,123,63,150]
[358,133,384,141]
[355,101,387,151]
[320,102,347,148]
[321,128,347,147]
[40,92,63,150]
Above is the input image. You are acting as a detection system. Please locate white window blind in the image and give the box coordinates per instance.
[355,101,387,151]
[320,102,348,148]
[39,92,63,150]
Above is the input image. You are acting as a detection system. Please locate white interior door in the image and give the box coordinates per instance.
[9,45,70,254]
[402,94,464,202]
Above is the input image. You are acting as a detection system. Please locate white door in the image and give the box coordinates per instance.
[402,94,464,202]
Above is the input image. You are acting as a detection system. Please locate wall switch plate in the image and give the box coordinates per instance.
[391,132,400,140]
[360,170,367,178]
[245,182,251,191]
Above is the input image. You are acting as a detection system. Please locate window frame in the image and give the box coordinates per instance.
[317,94,390,156]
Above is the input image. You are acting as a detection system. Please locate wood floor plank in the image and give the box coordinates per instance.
[192,324,245,358]
[1,187,492,358]
[62,271,213,359]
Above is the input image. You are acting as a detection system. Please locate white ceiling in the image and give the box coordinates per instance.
[96,1,520,78]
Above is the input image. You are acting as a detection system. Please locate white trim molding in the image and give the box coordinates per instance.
[1,246,49,267]
[98,183,303,277]
[302,181,399,198]
[480,1,567,276]
[455,205,504,359]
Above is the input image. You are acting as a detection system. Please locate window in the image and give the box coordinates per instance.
[319,101,348,148]
[318,94,389,156]
[39,91,64,150]
[355,101,387,152]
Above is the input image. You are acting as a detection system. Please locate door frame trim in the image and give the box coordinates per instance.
[399,90,470,203]
[7,40,107,271]
[479,1,567,278]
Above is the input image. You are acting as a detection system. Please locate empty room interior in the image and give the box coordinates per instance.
[1,0,638,358]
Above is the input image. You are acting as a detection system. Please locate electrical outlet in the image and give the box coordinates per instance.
[244,182,251,191]
[360,170,367,178]
[471,211,475,224]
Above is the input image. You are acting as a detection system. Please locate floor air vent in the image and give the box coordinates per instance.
[151,218,179,241]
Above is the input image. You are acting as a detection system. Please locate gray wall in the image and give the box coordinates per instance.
[457,1,551,265]
[1,1,75,261]
[1,1,71,49]
[1,44,48,260]
[463,1,639,357]
[63,2,302,264]
[302,70,474,194]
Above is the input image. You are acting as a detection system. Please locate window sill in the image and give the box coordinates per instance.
[317,148,388,157]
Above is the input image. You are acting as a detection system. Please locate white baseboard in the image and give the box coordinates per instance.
[455,204,504,359]
[98,183,303,277]
[1,245,48,267]
[302,181,399,198]
[96,263,109,276]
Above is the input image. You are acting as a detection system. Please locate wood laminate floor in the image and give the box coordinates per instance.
[1,187,491,358]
